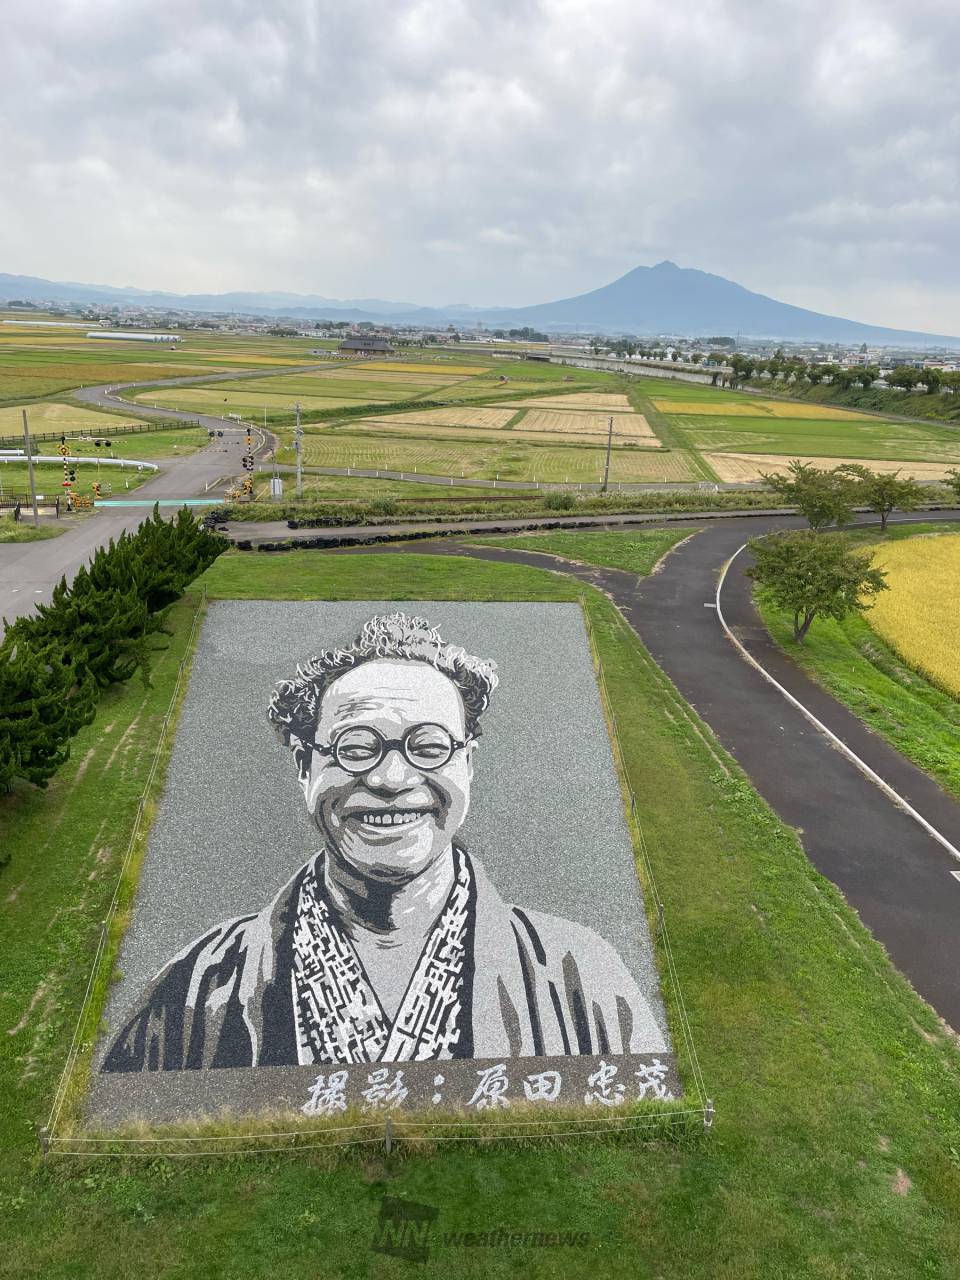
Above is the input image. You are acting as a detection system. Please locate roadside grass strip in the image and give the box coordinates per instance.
[467,529,695,575]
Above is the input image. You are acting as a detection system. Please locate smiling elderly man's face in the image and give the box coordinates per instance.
[302,658,474,883]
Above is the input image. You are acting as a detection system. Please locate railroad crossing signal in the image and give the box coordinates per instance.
[57,443,71,457]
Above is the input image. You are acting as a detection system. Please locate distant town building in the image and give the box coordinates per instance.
[338,337,394,356]
[86,331,182,343]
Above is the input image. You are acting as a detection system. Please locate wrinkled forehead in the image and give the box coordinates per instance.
[317,658,466,735]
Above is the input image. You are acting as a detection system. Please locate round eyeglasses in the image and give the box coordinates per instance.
[314,723,472,774]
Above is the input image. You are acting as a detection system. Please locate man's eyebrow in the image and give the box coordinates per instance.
[329,693,423,717]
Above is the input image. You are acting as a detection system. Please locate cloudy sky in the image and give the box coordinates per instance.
[2,0,958,329]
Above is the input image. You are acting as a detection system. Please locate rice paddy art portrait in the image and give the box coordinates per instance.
[92,601,677,1119]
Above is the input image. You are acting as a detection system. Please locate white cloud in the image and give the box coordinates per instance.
[0,0,958,330]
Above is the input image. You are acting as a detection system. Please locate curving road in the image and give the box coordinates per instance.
[1,365,290,626]
[334,512,960,1029]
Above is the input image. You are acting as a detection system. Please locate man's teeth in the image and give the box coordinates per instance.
[359,810,429,826]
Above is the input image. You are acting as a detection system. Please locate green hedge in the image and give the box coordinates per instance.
[0,507,226,797]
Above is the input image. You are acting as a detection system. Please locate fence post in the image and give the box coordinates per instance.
[384,1116,394,1155]
[703,1100,715,1132]
[37,1125,49,1161]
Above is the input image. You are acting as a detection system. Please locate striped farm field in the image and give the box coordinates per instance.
[360,406,518,430]
[501,392,633,410]
[518,408,661,442]
[866,533,960,697]
[295,430,694,482]
[705,452,960,482]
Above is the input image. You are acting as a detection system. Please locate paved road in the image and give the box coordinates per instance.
[0,427,252,624]
[334,513,960,1029]
[2,362,291,626]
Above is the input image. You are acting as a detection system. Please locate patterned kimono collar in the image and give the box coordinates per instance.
[290,846,475,1064]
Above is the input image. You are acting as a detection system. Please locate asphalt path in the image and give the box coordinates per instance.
[334,512,960,1029]
[2,363,289,625]
[0,426,252,624]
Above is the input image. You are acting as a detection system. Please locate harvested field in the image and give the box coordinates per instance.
[519,409,661,442]
[360,406,518,430]
[502,392,633,410]
[867,533,960,698]
[705,452,957,482]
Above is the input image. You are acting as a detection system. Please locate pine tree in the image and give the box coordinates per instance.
[0,632,97,789]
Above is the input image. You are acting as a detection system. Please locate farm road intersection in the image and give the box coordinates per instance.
[347,512,960,1030]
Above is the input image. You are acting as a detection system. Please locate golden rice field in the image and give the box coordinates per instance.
[0,401,141,432]
[704,452,959,482]
[866,534,960,698]
[653,398,874,420]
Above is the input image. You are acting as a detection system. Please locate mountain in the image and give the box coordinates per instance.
[464,261,960,346]
[2,263,957,347]
[0,273,428,318]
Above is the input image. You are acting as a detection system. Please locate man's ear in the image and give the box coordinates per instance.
[291,738,315,805]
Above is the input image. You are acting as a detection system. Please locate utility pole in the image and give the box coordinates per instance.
[294,401,303,499]
[21,409,39,527]
[601,415,613,494]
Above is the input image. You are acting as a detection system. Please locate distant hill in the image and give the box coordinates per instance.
[2,262,957,347]
[463,261,960,347]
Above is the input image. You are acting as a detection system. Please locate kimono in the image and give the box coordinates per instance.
[102,846,666,1072]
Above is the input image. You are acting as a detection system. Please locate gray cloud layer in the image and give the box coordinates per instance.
[2,0,958,329]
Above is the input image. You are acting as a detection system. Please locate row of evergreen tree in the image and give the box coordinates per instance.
[0,507,227,791]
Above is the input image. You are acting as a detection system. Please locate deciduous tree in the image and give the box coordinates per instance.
[760,460,860,530]
[746,530,888,642]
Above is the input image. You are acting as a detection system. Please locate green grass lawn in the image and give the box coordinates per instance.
[0,516,65,542]
[1,548,959,1276]
[468,528,694,575]
[755,522,960,802]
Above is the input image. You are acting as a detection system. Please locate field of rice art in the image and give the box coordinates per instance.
[866,533,960,697]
